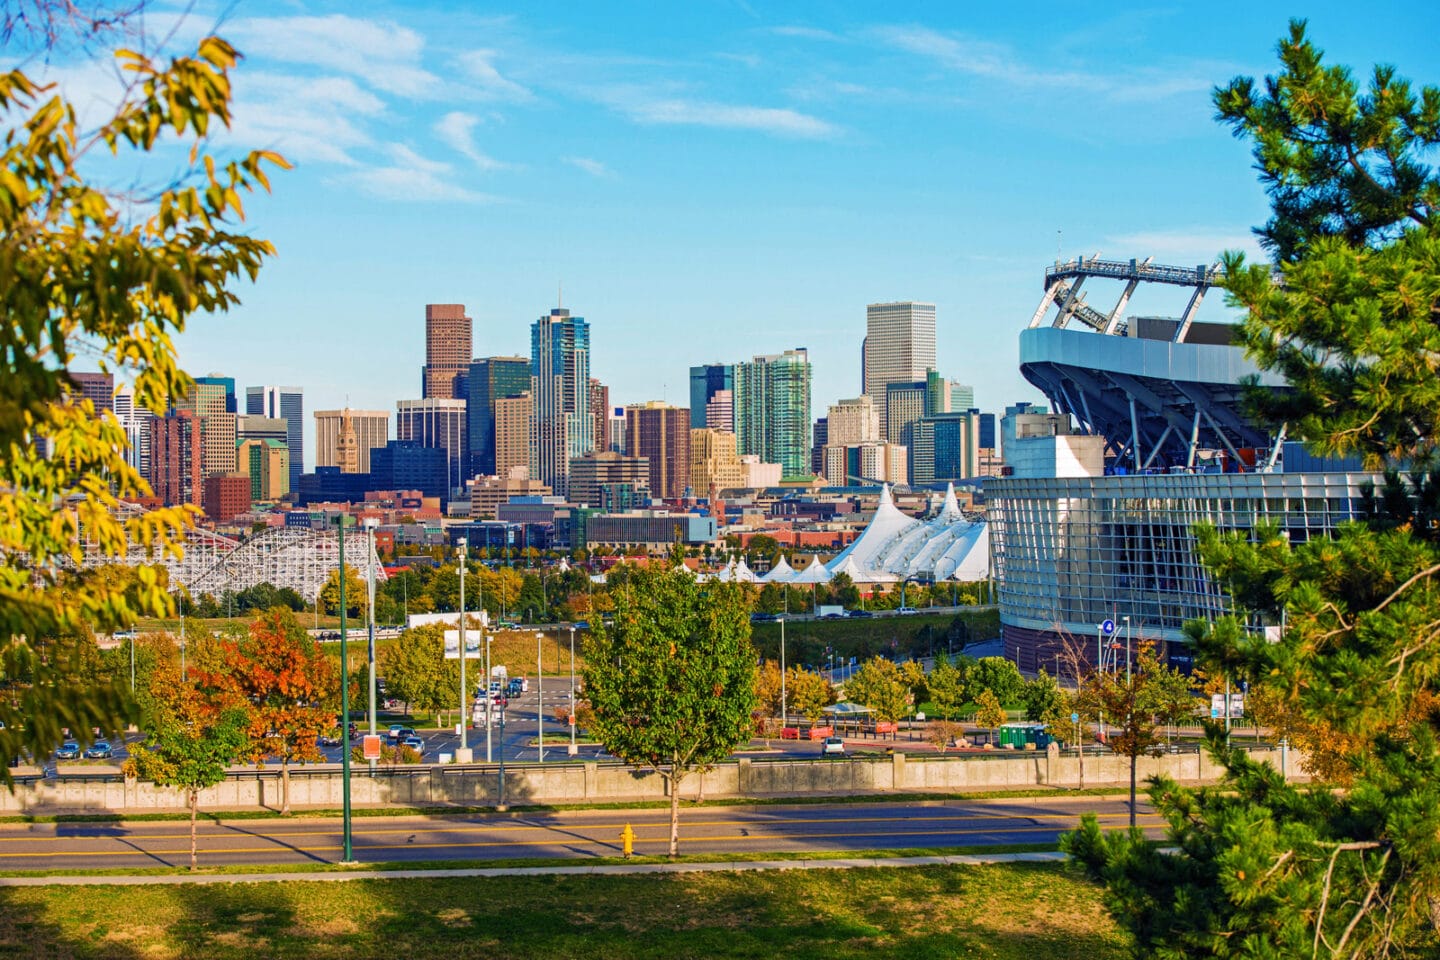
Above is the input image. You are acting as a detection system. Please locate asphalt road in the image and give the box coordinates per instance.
[0,798,1163,870]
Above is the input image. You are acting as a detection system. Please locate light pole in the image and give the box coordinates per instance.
[568,626,577,756]
[179,594,186,681]
[458,537,468,754]
[364,517,378,773]
[778,617,787,729]
[129,633,135,694]
[485,635,493,763]
[335,515,354,864]
[536,631,545,762]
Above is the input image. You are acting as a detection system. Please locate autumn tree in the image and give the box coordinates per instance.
[210,610,336,816]
[786,665,836,723]
[926,654,967,720]
[582,567,757,858]
[0,34,284,773]
[319,565,368,619]
[973,690,1007,746]
[844,658,911,724]
[1065,24,1440,957]
[754,660,784,720]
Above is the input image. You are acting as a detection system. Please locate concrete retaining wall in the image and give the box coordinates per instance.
[0,747,1296,815]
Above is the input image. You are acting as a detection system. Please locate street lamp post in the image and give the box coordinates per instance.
[568,626,577,756]
[364,518,378,774]
[335,516,354,863]
[497,701,507,809]
[485,635,493,763]
[458,537,469,755]
[778,617,787,729]
[536,632,545,762]
[1123,615,1132,680]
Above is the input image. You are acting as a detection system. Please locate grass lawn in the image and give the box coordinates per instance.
[0,862,1126,959]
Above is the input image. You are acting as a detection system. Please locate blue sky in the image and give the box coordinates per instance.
[19,1,1440,467]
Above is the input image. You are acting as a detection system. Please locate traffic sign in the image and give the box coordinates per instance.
[1070,712,1079,723]
[1100,619,1116,635]
[361,735,382,760]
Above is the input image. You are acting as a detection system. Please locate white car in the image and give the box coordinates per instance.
[821,737,846,756]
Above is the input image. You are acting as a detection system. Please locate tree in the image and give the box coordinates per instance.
[1065,25,1440,956]
[582,567,757,858]
[754,660,784,720]
[926,720,962,753]
[973,690,1007,745]
[927,655,967,720]
[123,665,248,870]
[1021,669,1067,724]
[844,658,910,724]
[210,610,336,816]
[0,36,284,774]
[829,571,861,609]
[786,666,836,723]
[318,565,368,619]
[378,624,478,724]
[968,656,1024,706]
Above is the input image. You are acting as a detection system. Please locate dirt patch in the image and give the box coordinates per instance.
[436,907,472,928]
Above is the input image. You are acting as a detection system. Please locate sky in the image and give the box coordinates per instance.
[13,1,1440,468]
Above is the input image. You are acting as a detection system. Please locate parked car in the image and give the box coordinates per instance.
[388,724,405,741]
[572,620,590,631]
[83,741,113,760]
[895,607,919,616]
[401,735,425,755]
[849,609,874,619]
[750,612,778,623]
[395,728,416,742]
[55,741,81,760]
[821,737,846,756]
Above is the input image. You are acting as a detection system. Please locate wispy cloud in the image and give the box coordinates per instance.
[345,144,498,203]
[227,14,442,98]
[615,96,838,138]
[434,112,506,171]
[564,156,615,178]
[456,49,533,101]
[768,25,843,42]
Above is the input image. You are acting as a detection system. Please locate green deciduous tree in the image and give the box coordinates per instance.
[1021,669,1067,724]
[582,567,757,858]
[968,656,1025,706]
[319,565,368,619]
[0,35,284,774]
[844,657,910,724]
[973,689,1007,745]
[927,654,967,720]
[377,624,479,724]
[1065,24,1440,957]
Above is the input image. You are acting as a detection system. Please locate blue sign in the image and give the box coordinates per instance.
[1100,619,1116,636]
[1070,712,1079,724]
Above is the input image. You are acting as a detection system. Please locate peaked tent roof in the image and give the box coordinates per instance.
[760,555,796,584]
[791,555,833,584]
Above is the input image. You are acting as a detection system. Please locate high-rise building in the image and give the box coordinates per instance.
[370,440,447,500]
[148,411,202,507]
[624,402,690,500]
[825,396,881,447]
[465,357,530,477]
[68,371,114,413]
[569,451,651,508]
[823,442,908,487]
[688,363,734,429]
[911,412,981,483]
[396,398,467,499]
[422,303,472,400]
[470,467,552,520]
[202,473,251,523]
[529,307,590,498]
[885,380,928,452]
[112,384,152,478]
[811,416,828,475]
[950,382,975,411]
[315,409,389,473]
[176,381,235,477]
[494,392,532,480]
[690,428,747,496]
[245,386,303,492]
[193,375,236,414]
[863,301,937,438]
[238,437,289,500]
[608,405,627,454]
[704,389,734,432]
[733,348,811,479]
[589,378,610,454]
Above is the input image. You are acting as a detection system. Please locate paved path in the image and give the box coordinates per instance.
[0,797,1160,872]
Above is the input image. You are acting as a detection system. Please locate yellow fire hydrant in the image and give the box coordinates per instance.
[620,823,636,859]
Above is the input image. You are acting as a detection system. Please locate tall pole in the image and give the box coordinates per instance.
[569,626,577,755]
[365,519,378,773]
[779,617,787,729]
[1124,616,1132,680]
[537,632,545,762]
[481,572,490,763]
[180,597,186,681]
[129,634,135,694]
[458,538,468,753]
[336,516,353,863]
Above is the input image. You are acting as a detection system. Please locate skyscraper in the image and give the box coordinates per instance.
[704,389,734,432]
[690,428,746,496]
[176,381,235,477]
[733,348,811,478]
[688,363,733,429]
[466,357,531,477]
[396,398,467,499]
[529,307,590,498]
[315,409,390,473]
[193,374,236,413]
[112,384,152,478]
[149,411,202,507]
[825,396,881,447]
[68,371,114,413]
[422,303,472,400]
[494,392,532,480]
[885,380,929,448]
[589,378,610,454]
[863,301,937,438]
[911,411,981,483]
[245,386,303,493]
[624,402,690,500]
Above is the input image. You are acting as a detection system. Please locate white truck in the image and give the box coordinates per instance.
[817,605,847,619]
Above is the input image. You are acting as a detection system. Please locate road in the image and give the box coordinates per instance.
[0,798,1163,870]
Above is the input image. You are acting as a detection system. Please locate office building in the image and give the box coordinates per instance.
[245,386,304,493]
[422,303,472,400]
[911,412,982,483]
[202,473,251,523]
[688,363,734,429]
[823,442,908,487]
[470,467,552,520]
[494,392,532,480]
[704,389,734,432]
[584,511,717,550]
[396,398,467,499]
[826,396,881,447]
[624,402,690,500]
[175,381,236,477]
[112,384,152,477]
[569,451,651,509]
[589,378,610,454]
[148,411,202,507]
[239,437,289,500]
[863,301,937,438]
[193,375,236,413]
[465,357,530,477]
[530,307,591,498]
[811,416,828,476]
[315,409,389,473]
[884,380,928,449]
[371,440,447,500]
[690,428,747,496]
[608,406,627,454]
[950,382,975,411]
[733,348,811,478]
[68,371,114,413]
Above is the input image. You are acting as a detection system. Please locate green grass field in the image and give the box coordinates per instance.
[0,862,1125,959]
[750,608,999,666]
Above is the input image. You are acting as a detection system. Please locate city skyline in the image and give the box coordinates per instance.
[25,1,1437,465]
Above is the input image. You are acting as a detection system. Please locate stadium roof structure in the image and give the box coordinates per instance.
[814,484,989,585]
[1020,256,1288,471]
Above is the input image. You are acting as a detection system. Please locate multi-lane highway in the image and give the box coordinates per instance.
[0,798,1164,870]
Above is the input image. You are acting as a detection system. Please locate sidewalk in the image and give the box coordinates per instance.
[0,850,1069,886]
